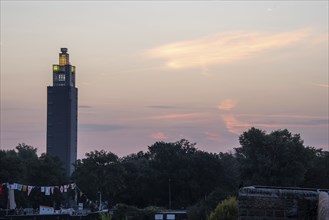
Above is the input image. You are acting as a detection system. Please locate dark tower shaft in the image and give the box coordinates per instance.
[47,48,77,175]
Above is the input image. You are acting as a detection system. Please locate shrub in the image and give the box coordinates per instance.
[187,189,235,220]
[99,212,112,220]
[208,197,237,220]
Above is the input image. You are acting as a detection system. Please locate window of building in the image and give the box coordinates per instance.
[53,65,59,72]
[59,54,68,65]
[58,74,65,81]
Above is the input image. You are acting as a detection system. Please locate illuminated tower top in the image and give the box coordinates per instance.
[52,48,76,87]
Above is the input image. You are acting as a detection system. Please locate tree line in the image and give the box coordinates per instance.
[0,127,328,218]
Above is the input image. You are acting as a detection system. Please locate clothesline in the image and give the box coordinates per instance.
[0,182,79,196]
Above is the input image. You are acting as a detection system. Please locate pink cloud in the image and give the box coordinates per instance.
[217,99,239,111]
[222,114,328,135]
[147,113,202,120]
[150,132,167,140]
[236,113,328,120]
[146,29,311,69]
[204,132,227,143]
[309,83,329,88]
[222,114,252,135]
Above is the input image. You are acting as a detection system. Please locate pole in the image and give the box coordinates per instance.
[168,178,171,210]
[99,191,102,211]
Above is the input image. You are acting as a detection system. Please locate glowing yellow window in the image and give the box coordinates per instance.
[53,65,59,71]
[59,54,68,65]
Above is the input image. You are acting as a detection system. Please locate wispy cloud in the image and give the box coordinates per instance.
[217,99,328,135]
[146,29,311,69]
[222,114,253,135]
[146,105,176,109]
[80,123,126,132]
[309,83,329,88]
[150,132,167,140]
[147,113,202,120]
[218,99,239,111]
[236,114,328,120]
[204,132,226,143]
[79,105,93,109]
[222,114,328,135]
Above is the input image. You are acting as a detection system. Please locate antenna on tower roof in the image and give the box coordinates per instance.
[61,48,68,53]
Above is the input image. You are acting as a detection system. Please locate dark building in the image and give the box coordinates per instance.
[47,48,77,175]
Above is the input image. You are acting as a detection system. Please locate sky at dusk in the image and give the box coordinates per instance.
[1,1,328,158]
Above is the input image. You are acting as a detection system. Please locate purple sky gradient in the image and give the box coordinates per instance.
[1,1,328,158]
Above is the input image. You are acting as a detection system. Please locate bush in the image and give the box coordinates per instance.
[208,197,237,220]
[187,189,235,220]
[99,212,112,220]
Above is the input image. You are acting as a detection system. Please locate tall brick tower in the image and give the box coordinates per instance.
[47,48,77,175]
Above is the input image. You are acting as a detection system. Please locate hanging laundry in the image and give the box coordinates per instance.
[45,187,51,196]
[22,185,27,192]
[8,189,16,209]
[17,184,23,191]
[71,183,75,189]
[60,186,64,193]
[27,186,33,196]
[64,185,68,192]
[9,184,15,190]
[50,186,55,194]
[41,187,45,193]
